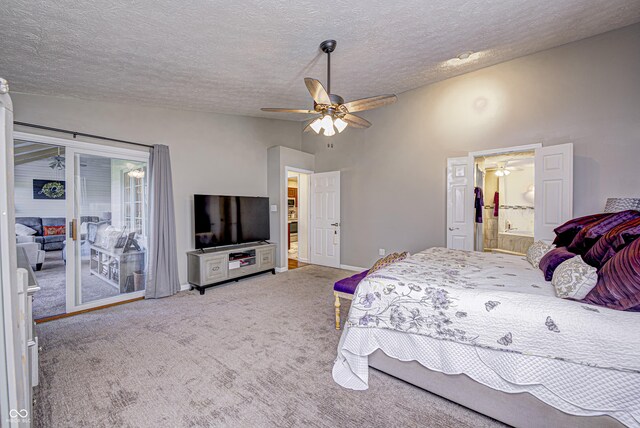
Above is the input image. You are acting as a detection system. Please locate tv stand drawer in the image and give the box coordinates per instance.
[201,254,227,284]
[257,247,275,269]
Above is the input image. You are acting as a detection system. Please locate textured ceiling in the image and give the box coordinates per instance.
[1,1,639,121]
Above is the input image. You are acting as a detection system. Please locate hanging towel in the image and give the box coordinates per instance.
[474,187,484,223]
[493,192,500,217]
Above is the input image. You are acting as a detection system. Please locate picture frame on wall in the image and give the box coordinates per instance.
[33,179,66,200]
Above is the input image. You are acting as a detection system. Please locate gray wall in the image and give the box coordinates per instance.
[267,146,315,269]
[302,24,640,269]
[12,93,302,285]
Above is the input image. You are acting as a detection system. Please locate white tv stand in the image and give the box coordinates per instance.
[187,242,276,295]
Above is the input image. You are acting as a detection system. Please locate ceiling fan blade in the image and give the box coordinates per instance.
[342,95,397,113]
[261,108,316,114]
[304,78,331,105]
[343,113,372,129]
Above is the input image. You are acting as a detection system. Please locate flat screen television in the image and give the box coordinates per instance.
[194,194,270,249]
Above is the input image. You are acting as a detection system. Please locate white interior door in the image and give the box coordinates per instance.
[310,171,340,268]
[534,143,573,242]
[446,157,474,251]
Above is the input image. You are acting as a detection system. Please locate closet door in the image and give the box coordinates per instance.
[446,157,474,251]
[534,143,573,242]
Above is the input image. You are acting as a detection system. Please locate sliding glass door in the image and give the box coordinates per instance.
[65,147,149,312]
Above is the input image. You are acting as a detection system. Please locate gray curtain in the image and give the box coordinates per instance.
[146,144,180,298]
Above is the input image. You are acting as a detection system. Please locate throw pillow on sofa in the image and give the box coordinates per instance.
[43,225,66,236]
[15,223,37,236]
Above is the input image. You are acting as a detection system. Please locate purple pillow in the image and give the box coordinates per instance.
[584,237,640,311]
[568,210,640,255]
[583,217,640,268]
[539,247,576,281]
[552,213,609,247]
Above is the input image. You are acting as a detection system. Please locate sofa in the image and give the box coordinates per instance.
[16,216,101,251]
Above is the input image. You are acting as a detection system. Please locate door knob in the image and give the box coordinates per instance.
[331,222,340,227]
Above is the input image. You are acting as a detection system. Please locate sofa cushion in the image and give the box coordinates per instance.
[42,217,66,227]
[43,235,66,244]
[15,217,43,236]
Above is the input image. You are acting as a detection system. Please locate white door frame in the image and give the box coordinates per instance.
[14,132,149,313]
[282,166,313,271]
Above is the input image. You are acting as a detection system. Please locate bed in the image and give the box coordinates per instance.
[333,248,640,427]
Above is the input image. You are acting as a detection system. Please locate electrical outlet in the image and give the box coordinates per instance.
[378,248,386,256]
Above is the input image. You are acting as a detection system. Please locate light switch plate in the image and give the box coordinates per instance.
[270,204,278,212]
[379,248,386,256]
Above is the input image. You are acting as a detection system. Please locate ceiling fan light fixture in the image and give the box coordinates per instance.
[323,124,336,137]
[320,115,334,130]
[503,169,511,176]
[310,118,323,134]
[495,170,504,177]
[334,117,348,133]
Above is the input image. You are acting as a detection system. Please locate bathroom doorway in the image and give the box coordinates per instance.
[475,151,535,255]
[286,170,310,270]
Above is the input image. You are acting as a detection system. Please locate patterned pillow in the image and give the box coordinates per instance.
[552,213,609,247]
[43,225,66,236]
[368,252,408,275]
[568,210,640,255]
[539,247,576,281]
[583,237,640,311]
[583,217,640,268]
[552,256,598,300]
[526,241,552,268]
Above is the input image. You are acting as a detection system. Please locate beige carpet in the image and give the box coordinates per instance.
[34,265,504,428]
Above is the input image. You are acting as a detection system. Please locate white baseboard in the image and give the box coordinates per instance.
[340,264,367,272]
[180,283,191,291]
[275,267,287,273]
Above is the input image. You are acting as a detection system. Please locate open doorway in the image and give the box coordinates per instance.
[475,151,535,255]
[447,143,573,252]
[287,170,310,270]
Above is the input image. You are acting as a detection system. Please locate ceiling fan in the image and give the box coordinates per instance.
[261,40,397,140]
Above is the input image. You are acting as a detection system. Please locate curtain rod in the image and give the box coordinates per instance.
[13,121,153,149]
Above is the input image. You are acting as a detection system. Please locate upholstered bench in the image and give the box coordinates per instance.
[333,270,368,330]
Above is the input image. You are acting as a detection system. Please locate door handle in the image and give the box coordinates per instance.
[448,227,459,231]
[331,222,340,227]
[70,219,78,241]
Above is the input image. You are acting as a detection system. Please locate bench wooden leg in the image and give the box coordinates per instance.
[334,292,341,330]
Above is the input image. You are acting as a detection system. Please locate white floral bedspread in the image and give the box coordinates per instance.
[343,247,640,373]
